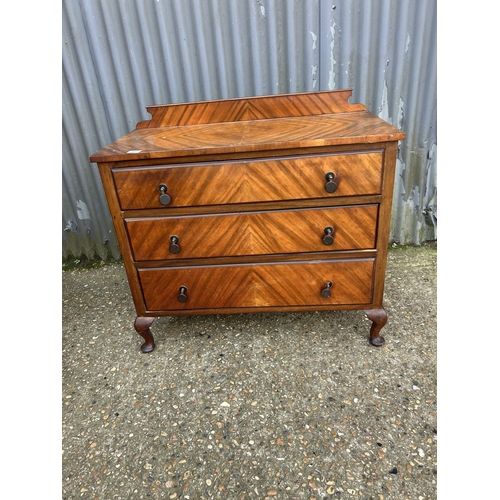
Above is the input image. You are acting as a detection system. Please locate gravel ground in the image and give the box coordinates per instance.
[62,243,437,500]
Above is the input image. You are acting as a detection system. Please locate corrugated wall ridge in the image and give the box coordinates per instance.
[63,0,436,261]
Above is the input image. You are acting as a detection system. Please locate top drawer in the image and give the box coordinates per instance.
[112,151,383,210]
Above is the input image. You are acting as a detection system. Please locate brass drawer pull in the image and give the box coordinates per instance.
[325,172,338,193]
[169,236,180,254]
[322,226,335,245]
[321,281,333,298]
[177,286,188,303]
[158,184,172,205]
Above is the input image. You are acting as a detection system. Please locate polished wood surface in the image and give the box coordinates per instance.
[365,308,388,347]
[90,91,404,163]
[90,90,405,351]
[138,259,374,312]
[113,151,383,210]
[133,317,155,353]
[136,89,367,128]
[125,205,378,261]
[91,113,404,163]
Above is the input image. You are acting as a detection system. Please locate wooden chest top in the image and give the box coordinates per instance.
[90,90,405,163]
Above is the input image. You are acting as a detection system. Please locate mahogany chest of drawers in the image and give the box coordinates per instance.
[90,90,405,353]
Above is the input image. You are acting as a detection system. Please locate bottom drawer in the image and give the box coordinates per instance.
[138,259,374,312]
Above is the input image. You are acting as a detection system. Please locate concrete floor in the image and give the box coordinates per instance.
[62,243,437,499]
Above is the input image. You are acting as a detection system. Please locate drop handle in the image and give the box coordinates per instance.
[325,172,338,193]
[322,226,335,245]
[169,236,180,254]
[177,286,188,303]
[158,184,172,206]
[321,281,333,298]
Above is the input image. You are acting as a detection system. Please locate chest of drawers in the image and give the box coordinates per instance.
[90,90,405,353]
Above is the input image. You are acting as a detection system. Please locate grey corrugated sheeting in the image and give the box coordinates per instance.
[62,0,436,261]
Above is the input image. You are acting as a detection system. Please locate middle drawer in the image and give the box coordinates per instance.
[125,205,378,261]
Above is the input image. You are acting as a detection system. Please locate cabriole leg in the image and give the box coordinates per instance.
[364,308,387,347]
[134,317,156,353]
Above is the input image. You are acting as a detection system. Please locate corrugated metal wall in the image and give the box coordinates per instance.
[62,0,437,261]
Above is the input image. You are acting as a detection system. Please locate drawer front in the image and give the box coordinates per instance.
[138,259,374,311]
[126,205,378,261]
[113,151,383,210]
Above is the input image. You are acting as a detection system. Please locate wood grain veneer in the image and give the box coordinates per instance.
[138,259,374,311]
[136,89,367,128]
[125,205,378,261]
[113,151,383,210]
[90,89,405,352]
